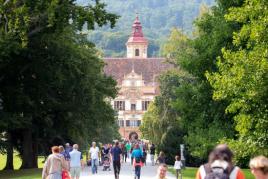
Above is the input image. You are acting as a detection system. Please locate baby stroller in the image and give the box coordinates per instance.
[103,155,111,171]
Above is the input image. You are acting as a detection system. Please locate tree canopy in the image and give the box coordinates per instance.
[141,0,267,167]
[0,0,119,169]
[207,0,268,152]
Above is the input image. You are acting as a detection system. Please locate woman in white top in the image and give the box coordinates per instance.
[89,141,99,174]
[174,155,182,179]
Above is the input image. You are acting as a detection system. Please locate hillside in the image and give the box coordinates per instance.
[77,0,215,57]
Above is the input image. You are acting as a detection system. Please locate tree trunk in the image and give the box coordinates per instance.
[4,132,14,170]
[20,130,38,169]
[32,139,38,168]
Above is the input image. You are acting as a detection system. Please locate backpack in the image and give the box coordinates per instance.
[135,157,141,163]
[204,164,230,179]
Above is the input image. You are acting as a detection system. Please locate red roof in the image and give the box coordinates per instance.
[127,16,148,44]
[103,58,173,85]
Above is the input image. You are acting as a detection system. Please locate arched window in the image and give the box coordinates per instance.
[135,49,139,56]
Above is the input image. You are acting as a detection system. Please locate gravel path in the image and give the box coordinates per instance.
[80,154,174,179]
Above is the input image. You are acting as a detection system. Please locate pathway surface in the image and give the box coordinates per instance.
[80,155,174,179]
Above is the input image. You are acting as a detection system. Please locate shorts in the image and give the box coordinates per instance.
[70,167,81,177]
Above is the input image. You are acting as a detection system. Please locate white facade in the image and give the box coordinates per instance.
[126,44,148,58]
[111,70,156,139]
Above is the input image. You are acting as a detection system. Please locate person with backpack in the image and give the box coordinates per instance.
[132,143,144,179]
[195,144,245,179]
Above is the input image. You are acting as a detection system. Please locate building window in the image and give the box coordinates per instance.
[125,120,141,127]
[135,49,139,56]
[114,101,125,110]
[117,120,124,127]
[142,101,150,111]
[131,103,136,111]
[126,120,130,127]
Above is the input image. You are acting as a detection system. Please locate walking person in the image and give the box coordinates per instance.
[132,144,144,179]
[249,155,268,179]
[65,143,72,170]
[59,145,69,163]
[111,141,123,179]
[156,164,168,179]
[59,145,70,178]
[131,145,134,165]
[89,141,99,174]
[156,151,166,165]
[195,144,245,179]
[143,148,147,166]
[174,155,182,179]
[150,144,156,166]
[126,141,131,159]
[122,142,128,162]
[42,146,67,179]
[69,144,84,179]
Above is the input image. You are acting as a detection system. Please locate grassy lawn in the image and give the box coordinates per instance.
[0,169,42,179]
[0,154,44,179]
[168,167,255,179]
[0,153,45,170]
[0,154,255,179]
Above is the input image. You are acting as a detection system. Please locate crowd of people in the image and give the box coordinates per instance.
[41,141,268,179]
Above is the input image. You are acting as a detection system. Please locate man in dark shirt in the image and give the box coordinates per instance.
[111,141,122,179]
[150,144,156,166]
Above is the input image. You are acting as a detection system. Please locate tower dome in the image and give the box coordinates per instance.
[126,15,148,58]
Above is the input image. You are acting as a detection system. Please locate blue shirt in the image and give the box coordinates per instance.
[111,146,122,161]
[131,148,143,158]
[69,149,82,167]
[64,147,72,160]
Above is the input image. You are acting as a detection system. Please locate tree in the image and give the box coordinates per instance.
[140,70,186,164]
[141,0,245,165]
[0,0,118,169]
[160,28,192,66]
[207,0,268,153]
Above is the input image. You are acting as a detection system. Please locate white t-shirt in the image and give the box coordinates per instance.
[174,160,182,169]
[90,147,99,159]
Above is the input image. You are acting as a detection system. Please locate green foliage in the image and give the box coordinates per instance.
[79,0,215,57]
[169,0,247,165]
[220,137,268,168]
[160,28,193,66]
[207,0,268,149]
[141,0,252,166]
[140,70,187,164]
[0,0,119,169]
[168,167,254,179]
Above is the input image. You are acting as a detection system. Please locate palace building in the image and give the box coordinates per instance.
[103,15,172,140]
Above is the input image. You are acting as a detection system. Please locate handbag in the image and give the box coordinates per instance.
[62,170,71,179]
